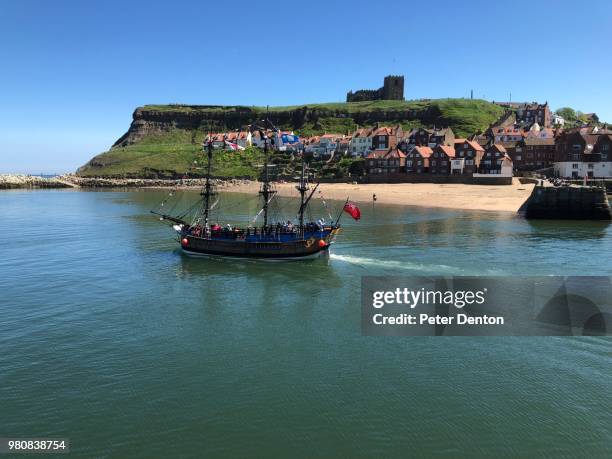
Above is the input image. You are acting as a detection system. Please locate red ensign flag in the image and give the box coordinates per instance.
[343,202,361,220]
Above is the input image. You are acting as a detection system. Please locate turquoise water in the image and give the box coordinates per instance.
[0,189,610,458]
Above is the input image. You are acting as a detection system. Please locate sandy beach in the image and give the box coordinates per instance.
[217,179,535,213]
[2,174,534,213]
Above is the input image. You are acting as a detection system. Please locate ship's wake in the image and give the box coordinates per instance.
[329,253,458,274]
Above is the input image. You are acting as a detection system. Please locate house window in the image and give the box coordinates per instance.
[588,164,594,169]
[572,144,581,151]
[417,160,422,166]
[602,144,610,151]
[572,163,579,169]
[407,160,412,167]
[431,160,437,166]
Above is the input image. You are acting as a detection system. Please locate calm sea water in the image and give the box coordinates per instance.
[0,189,610,458]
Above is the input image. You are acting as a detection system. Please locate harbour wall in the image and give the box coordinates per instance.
[518,185,612,220]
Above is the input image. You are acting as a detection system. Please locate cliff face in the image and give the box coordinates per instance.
[113,106,264,147]
[112,102,468,147]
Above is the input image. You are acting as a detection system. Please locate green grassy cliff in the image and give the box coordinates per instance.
[78,98,505,178]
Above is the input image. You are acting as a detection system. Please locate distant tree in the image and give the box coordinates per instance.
[347,158,365,176]
[556,107,577,121]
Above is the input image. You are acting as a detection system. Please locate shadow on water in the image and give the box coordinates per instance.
[176,249,344,286]
[525,219,610,240]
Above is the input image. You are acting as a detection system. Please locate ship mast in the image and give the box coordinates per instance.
[258,132,276,227]
[296,154,308,237]
[201,138,216,233]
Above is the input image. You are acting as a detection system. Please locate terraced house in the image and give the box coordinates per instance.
[453,139,485,174]
[515,128,556,170]
[428,145,455,174]
[479,144,512,174]
[365,148,406,175]
[406,146,433,173]
[516,102,552,127]
[403,127,455,149]
[371,125,402,151]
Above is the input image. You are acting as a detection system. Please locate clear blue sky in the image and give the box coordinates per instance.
[1,0,611,173]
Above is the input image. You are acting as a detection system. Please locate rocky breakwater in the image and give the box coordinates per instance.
[61,175,254,189]
[0,174,75,189]
[518,183,612,220]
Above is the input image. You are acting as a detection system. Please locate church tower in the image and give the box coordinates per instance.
[382,75,404,100]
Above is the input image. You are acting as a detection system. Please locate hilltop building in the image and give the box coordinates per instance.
[346,75,404,102]
[494,101,552,127]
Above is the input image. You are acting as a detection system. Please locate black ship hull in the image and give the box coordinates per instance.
[180,231,337,259]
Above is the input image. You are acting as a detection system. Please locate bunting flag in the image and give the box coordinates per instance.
[281,133,300,145]
[343,202,361,221]
[225,140,245,151]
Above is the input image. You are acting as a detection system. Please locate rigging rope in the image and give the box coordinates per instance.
[251,194,276,225]
[317,190,335,222]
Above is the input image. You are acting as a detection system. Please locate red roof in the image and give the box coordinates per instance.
[386,148,406,159]
[366,150,388,159]
[489,143,507,153]
[466,140,484,151]
[413,146,433,158]
[436,145,455,158]
[372,126,400,136]
[353,128,373,138]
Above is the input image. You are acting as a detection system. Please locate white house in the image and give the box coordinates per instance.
[552,114,565,127]
[554,161,612,179]
[349,128,373,156]
[450,158,464,174]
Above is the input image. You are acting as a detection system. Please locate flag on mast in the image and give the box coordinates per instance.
[343,202,361,220]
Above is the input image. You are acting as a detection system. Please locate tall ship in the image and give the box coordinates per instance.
[153,119,360,259]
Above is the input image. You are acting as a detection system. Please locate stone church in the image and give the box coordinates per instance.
[346,75,404,102]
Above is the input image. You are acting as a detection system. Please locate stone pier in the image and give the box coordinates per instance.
[518,184,611,220]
